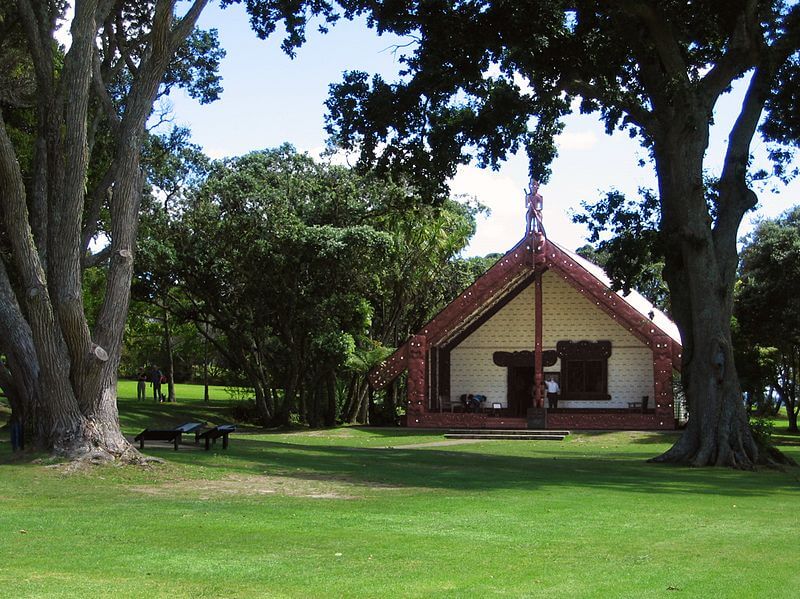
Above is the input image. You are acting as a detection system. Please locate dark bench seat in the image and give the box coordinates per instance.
[175,422,205,435]
[134,429,183,450]
[196,424,236,450]
[134,422,205,450]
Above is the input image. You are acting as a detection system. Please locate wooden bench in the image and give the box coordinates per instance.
[135,429,182,450]
[196,424,236,450]
[134,422,205,450]
[175,422,204,438]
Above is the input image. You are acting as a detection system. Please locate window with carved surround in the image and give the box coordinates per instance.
[556,341,612,401]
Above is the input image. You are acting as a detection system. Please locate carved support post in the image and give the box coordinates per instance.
[407,335,427,426]
[534,268,543,409]
[653,336,675,429]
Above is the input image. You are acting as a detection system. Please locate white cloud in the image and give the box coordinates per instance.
[54,4,74,50]
[556,130,598,151]
[307,146,355,167]
[450,165,528,257]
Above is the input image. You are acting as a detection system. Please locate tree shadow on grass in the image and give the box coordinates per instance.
[117,399,238,435]
[153,435,800,499]
[772,433,800,446]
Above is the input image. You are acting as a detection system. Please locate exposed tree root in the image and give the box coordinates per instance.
[649,432,796,470]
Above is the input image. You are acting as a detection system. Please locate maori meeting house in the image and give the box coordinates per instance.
[368,184,684,430]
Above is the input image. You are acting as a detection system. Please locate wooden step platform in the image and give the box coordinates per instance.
[444,429,569,441]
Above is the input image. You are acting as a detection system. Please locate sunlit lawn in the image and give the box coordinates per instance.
[1,387,799,598]
[117,378,237,402]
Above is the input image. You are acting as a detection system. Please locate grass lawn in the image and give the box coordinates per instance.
[117,379,238,402]
[1,389,799,598]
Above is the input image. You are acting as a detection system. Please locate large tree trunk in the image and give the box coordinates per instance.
[342,374,359,422]
[775,380,799,433]
[253,382,273,426]
[787,403,798,434]
[649,111,786,468]
[0,0,209,461]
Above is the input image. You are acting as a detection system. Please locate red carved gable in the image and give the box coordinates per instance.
[368,235,683,390]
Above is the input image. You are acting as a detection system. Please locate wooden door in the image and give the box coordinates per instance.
[507,366,535,417]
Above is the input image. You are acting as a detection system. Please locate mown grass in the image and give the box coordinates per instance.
[116,379,237,402]
[1,388,799,598]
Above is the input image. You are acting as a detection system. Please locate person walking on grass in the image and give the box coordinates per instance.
[136,368,147,402]
[150,366,163,402]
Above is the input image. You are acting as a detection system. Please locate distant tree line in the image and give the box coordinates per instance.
[118,140,494,427]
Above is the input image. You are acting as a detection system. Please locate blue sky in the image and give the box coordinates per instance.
[162,2,799,257]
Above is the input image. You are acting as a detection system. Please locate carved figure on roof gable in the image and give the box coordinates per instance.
[525,179,544,237]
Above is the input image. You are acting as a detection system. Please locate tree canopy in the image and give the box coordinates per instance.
[0,0,225,458]
[249,0,800,467]
[134,145,485,427]
[736,207,800,432]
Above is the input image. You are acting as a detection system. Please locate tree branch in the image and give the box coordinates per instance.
[82,245,113,270]
[81,162,117,258]
[48,0,99,379]
[714,10,800,253]
[561,76,655,134]
[614,0,688,81]
[0,109,42,288]
[170,0,209,50]
[699,0,760,107]
[16,0,54,94]
[91,46,121,127]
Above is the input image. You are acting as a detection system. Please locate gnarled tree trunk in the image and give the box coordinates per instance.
[649,94,791,468]
[0,0,209,461]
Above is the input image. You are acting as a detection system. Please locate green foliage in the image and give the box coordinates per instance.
[169,145,396,423]
[749,415,775,449]
[81,266,107,330]
[573,188,669,312]
[735,207,800,430]
[128,138,488,426]
[164,28,226,104]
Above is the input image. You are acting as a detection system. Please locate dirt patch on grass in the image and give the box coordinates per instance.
[291,429,357,438]
[569,431,680,446]
[129,472,405,500]
[381,439,486,449]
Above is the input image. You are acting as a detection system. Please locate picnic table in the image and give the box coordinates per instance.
[134,422,205,450]
[196,424,236,450]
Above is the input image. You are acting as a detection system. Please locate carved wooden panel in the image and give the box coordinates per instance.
[556,340,612,359]
[368,345,408,389]
[406,335,427,419]
[492,350,557,368]
[557,340,612,401]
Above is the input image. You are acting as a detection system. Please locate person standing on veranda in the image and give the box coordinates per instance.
[545,376,560,409]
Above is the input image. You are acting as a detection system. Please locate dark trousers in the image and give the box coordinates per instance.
[11,420,24,451]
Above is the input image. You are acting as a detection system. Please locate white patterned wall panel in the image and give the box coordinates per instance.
[541,270,642,346]
[449,348,507,406]
[457,288,536,348]
[449,270,654,408]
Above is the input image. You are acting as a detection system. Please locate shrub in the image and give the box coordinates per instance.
[749,416,775,449]
[229,399,261,424]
